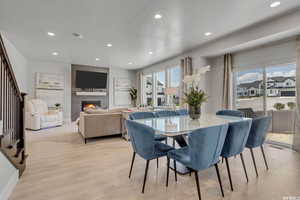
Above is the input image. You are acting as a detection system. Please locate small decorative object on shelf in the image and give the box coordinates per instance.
[184,86,208,119]
[55,103,61,108]
[129,87,138,107]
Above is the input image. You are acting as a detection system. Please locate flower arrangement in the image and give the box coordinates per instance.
[183,65,210,119]
[184,86,208,119]
[129,87,138,107]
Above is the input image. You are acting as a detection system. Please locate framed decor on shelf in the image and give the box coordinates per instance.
[36,72,64,90]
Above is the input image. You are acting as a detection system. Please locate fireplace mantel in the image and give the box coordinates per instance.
[76,91,107,96]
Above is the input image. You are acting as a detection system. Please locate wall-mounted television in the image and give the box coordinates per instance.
[76,70,107,89]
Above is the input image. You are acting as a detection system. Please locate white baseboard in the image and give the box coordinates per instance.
[0,170,19,200]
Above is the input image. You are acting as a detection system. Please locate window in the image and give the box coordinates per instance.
[235,68,264,112]
[141,66,181,107]
[266,64,296,110]
[143,74,153,106]
[155,71,166,106]
[169,66,181,105]
[234,63,296,146]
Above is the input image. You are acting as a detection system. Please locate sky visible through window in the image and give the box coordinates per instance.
[237,63,295,84]
[170,66,181,87]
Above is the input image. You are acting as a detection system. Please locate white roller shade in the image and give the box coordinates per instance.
[233,40,297,71]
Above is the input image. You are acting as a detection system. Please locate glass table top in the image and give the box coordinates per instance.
[133,113,251,136]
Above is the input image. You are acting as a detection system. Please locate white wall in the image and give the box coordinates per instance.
[109,67,136,109]
[1,32,28,93]
[27,60,72,123]
[0,152,19,200]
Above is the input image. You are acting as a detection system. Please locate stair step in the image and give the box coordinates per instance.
[6,139,20,149]
[20,154,28,165]
[14,148,24,158]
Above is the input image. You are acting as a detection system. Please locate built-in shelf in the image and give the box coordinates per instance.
[76,91,107,96]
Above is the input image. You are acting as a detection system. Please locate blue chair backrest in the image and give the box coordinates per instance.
[216,110,245,117]
[187,124,229,171]
[176,109,188,116]
[126,120,155,159]
[246,116,271,148]
[221,120,252,158]
[129,112,156,120]
[155,110,179,117]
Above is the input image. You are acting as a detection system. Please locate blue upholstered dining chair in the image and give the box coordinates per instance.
[126,120,174,193]
[129,112,167,143]
[246,116,271,177]
[216,109,245,117]
[155,110,179,117]
[176,109,188,116]
[221,120,252,191]
[166,124,229,200]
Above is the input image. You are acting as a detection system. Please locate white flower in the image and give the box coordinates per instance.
[183,65,211,85]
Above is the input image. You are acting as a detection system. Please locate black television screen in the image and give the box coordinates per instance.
[76,71,107,89]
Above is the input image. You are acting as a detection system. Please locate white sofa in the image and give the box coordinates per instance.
[25,99,63,130]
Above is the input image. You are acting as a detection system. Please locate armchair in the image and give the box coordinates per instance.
[25,99,63,130]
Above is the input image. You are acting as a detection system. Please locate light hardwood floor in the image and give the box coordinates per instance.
[9,124,300,200]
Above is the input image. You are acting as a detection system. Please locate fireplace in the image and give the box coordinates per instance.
[81,101,101,111]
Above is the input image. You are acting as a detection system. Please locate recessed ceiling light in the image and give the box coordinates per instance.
[52,52,58,56]
[107,43,112,47]
[270,1,281,8]
[148,51,153,55]
[47,32,55,36]
[72,32,83,39]
[154,14,162,19]
[205,32,212,36]
[96,58,100,61]
[128,62,133,65]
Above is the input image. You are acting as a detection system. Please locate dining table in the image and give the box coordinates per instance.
[133,113,252,174]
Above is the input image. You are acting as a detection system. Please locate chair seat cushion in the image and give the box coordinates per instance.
[154,134,167,141]
[41,113,59,122]
[168,147,191,166]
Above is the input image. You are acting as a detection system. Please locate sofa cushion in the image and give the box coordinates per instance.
[84,108,108,114]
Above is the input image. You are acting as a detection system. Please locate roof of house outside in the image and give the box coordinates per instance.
[239,76,295,89]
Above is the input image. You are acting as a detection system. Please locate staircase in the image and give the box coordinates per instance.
[0,34,27,177]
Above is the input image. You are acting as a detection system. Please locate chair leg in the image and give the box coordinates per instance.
[194,171,202,200]
[260,145,269,170]
[166,157,170,187]
[142,160,150,193]
[129,152,136,178]
[240,153,249,182]
[214,163,224,197]
[157,158,159,169]
[250,148,259,177]
[225,157,234,191]
[174,160,177,182]
[172,138,175,147]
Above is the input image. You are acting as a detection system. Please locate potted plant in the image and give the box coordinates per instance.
[184,86,208,119]
[287,102,296,110]
[129,87,138,107]
[273,103,285,110]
